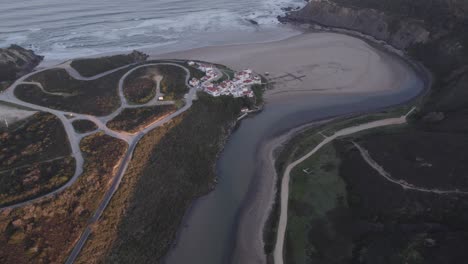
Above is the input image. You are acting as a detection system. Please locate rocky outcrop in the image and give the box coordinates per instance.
[280,0,431,50]
[0,45,43,84]
[128,50,149,63]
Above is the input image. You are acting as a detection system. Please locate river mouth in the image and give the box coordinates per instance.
[162,32,426,264]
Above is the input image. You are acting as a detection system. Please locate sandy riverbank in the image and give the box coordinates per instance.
[153,32,414,99]
[155,31,424,264]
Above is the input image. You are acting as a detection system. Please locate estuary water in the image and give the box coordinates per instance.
[160,34,427,263]
[1,0,305,61]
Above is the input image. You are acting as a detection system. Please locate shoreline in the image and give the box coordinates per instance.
[152,30,431,263]
[258,27,434,264]
[19,26,431,263]
[35,24,305,69]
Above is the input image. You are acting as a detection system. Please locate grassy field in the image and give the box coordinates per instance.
[75,93,250,263]
[263,106,415,261]
[123,68,157,104]
[72,120,98,134]
[15,68,132,116]
[0,112,70,171]
[158,65,189,100]
[285,144,351,264]
[0,133,127,264]
[107,105,177,133]
[70,51,148,77]
[0,157,75,207]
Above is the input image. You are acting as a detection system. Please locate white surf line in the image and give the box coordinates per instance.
[352,142,468,195]
[273,107,416,264]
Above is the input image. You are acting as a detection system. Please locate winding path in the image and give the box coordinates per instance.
[273,108,416,264]
[0,57,229,264]
[0,61,197,211]
[353,142,468,195]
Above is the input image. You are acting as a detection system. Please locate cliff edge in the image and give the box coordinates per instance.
[0,45,43,88]
[280,0,430,49]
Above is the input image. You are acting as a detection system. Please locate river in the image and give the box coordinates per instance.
[162,32,427,264]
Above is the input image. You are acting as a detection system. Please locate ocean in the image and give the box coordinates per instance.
[1,0,305,61]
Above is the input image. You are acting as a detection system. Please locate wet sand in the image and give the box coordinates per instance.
[158,32,425,264]
[153,32,413,97]
[156,32,425,264]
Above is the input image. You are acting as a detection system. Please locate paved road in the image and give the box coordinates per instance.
[0,59,219,263]
[273,108,416,264]
[0,61,193,211]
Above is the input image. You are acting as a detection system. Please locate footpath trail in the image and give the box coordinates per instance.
[273,108,417,264]
[0,61,195,211]
[0,58,224,263]
[353,142,468,195]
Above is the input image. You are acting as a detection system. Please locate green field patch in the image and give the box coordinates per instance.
[0,157,75,207]
[158,65,189,100]
[123,67,158,104]
[107,105,177,133]
[0,112,71,171]
[70,51,148,77]
[72,119,98,134]
[286,144,352,264]
[15,68,131,116]
[75,93,251,263]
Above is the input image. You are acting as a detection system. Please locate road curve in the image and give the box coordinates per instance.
[64,64,198,264]
[273,108,416,264]
[0,61,193,211]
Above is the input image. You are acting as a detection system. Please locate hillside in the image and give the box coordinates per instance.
[277,0,468,263]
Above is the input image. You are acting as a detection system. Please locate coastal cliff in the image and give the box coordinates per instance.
[281,0,430,49]
[0,45,43,88]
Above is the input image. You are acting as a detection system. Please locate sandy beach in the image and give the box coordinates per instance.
[158,32,424,264]
[154,32,414,99]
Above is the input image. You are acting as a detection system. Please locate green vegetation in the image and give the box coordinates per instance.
[123,67,157,104]
[75,93,250,263]
[0,112,70,171]
[275,1,468,261]
[331,0,467,27]
[286,144,351,264]
[123,64,189,103]
[158,65,189,100]
[70,51,148,77]
[264,106,416,261]
[107,105,177,133]
[0,157,75,207]
[155,60,205,80]
[251,84,265,105]
[72,119,98,134]
[15,68,131,116]
[0,82,11,92]
[0,133,127,264]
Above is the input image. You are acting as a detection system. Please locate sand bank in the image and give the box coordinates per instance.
[153,32,414,99]
[158,32,425,264]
